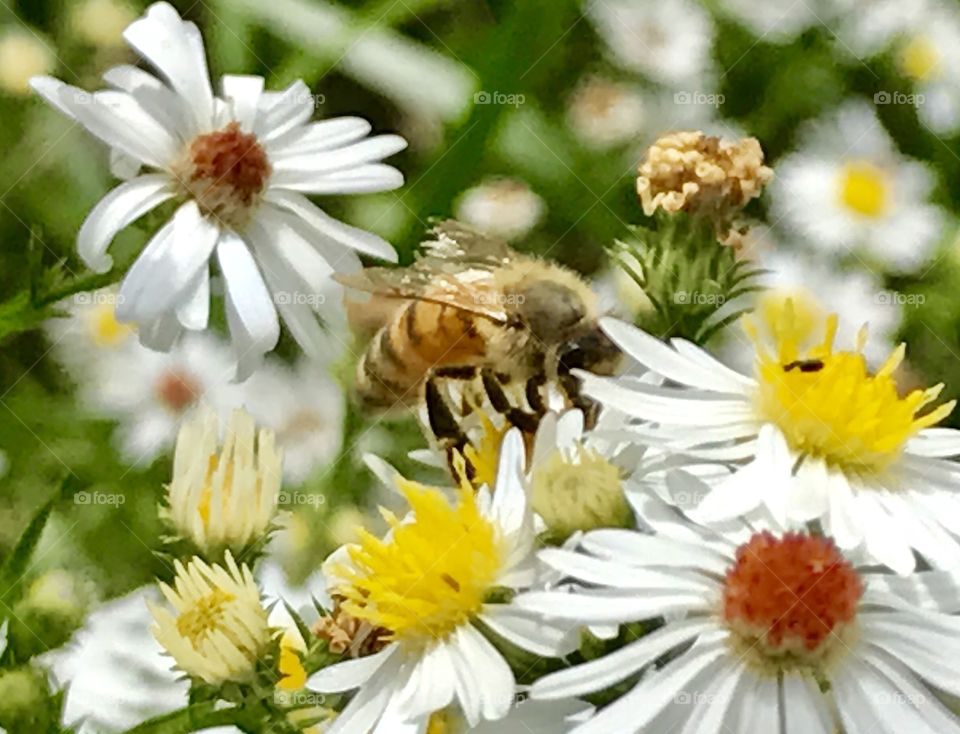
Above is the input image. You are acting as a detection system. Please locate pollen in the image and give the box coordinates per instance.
[461,410,509,489]
[89,303,133,347]
[747,298,954,475]
[838,160,889,218]
[175,122,271,228]
[723,532,863,670]
[334,481,504,645]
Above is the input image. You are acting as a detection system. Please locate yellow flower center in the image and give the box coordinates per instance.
[462,411,509,489]
[335,481,504,645]
[838,161,890,218]
[277,632,307,691]
[427,710,464,734]
[175,588,236,648]
[747,299,954,475]
[89,303,133,346]
[531,446,630,539]
[899,34,941,81]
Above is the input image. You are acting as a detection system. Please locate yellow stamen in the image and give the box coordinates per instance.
[899,35,941,81]
[462,411,508,489]
[175,588,236,647]
[747,298,953,474]
[334,481,504,644]
[838,161,890,218]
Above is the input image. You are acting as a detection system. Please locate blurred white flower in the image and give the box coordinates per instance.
[242,358,345,484]
[45,288,135,374]
[375,699,594,734]
[832,0,928,57]
[0,29,55,95]
[586,0,713,87]
[31,2,406,378]
[455,177,545,240]
[716,0,820,43]
[566,77,646,150]
[70,0,136,48]
[164,406,283,553]
[771,101,944,272]
[80,331,240,466]
[150,553,270,685]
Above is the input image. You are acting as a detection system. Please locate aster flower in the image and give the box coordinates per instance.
[78,331,241,465]
[771,102,943,272]
[163,405,283,554]
[577,302,960,574]
[374,698,593,733]
[454,177,545,241]
[565,77,647,150]
[149,552,271,685]
[306,429,577,733]
[585,0,714,87]
[517,521,960,734]
[30,2,406,377]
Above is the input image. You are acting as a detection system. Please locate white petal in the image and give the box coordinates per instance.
[857,491,918,574]
[530,619,715,700]
[488,429,528,534]
[77,175,174,272]
[478,605,578,658]
[116,202,219,323]
[516,587,706,624]
[906,427,960,458]
[268,116,374,157]
[781,673,831,734]
[217,232,280,379]
[255,80,314,141]
[580,530,732,576]
[450,624,514,725]
[175,268,210,330]
[137,310,182,352]
[862,610,960,695]
[123,2,214,133]
[866,570,960,613]
[601,317,754,394]
[266,189,397,262]
[248,207,335,300]
[785,456,830,523]
[221,74,264,131]
[274,163,404,194]
[272,134,407,180]
[823,468,864,550]
[306,644,397,693]
[102,64,189,140]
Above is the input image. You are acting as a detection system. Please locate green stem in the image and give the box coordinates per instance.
[120,702,254,734]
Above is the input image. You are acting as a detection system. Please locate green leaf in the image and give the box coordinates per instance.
[0,495,57,608]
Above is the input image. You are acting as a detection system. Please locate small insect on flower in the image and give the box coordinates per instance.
[149,553,271,685]
[338,220,622,469]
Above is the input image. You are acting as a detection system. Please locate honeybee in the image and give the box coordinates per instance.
[337,220,622,451]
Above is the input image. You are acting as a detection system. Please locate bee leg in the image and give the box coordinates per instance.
[425,378,478,482]
[480,368,541,434]
[525,374,547,416]
[432,365,480,416]
[558,373,601,429]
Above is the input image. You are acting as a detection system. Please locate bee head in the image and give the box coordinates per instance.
[512,280,588,344]
[558,324,623,376]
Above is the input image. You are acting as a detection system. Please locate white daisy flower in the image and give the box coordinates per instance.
[45,288,135,374]
[577,304,960,574]
[715,0,820,43]
[149,552,271,685]
[517,524,960,734]
[454,177,545,241]
[306,429,577,733]
[164,405,283,553]
[722,248,901,370]
[770,101,944,272]
[30,2,406,378]
[374,698,593,734]
[242,358,346,485]
[585,0,714,88]
[566,77,647,150]
[79,331,240,465]
[891,1,960,134]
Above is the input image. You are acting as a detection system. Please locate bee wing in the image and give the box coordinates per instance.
[335,266,510,322]
[417,219,515,269]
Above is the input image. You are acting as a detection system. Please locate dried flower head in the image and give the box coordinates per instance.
[311,601,388,658]
[636,131,773,236]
